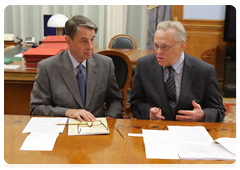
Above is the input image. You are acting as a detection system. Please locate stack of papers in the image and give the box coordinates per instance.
[142,130,179,159]
[20,117,68,151]
[142,126,236,160]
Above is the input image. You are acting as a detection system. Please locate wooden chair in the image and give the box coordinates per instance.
[108,34,137,110]
[97,50,132,118]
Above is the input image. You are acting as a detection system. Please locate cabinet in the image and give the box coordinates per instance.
[223,47,238,98]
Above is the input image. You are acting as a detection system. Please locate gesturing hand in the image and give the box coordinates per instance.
[176,100,204,122]
[149,107,165,120]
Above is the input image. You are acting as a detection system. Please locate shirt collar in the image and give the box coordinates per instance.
[163,52,184,74]
[68,49,86,69]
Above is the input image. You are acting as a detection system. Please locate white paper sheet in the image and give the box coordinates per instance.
[14,53,23,57]
[142,129,179,159]
[215,137,236,155]
[4,65,21,69]
[22,117,68,133]
[167,126,213,144]
[174,142,236,160]
[20,133,59,151]
[128,133,143,137]
[167,126,236,160]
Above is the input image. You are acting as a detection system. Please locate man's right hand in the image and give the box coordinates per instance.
[65,109,96,122]
[149,107,165,120]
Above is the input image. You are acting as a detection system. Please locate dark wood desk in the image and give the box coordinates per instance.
[4,47,154,115]
[4,47,154,82]
[95,48,154,68]
[4,115,236,164]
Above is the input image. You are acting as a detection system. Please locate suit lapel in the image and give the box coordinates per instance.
[174,54,195,115]
[151,57,172,119]
[59,51,83,108]
[86,55,98,109]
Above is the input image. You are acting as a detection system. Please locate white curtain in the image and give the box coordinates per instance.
[4,5,147,49]
[106,5,128,48]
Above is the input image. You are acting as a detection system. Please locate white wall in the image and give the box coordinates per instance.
[4,5,147,49]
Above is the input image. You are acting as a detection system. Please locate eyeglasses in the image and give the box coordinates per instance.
[152,41,181,51]
[77,120,109,134]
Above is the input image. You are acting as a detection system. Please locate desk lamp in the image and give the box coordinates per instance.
[47,14,68,35]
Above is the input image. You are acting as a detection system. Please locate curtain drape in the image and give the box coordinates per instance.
[146,5,171,49]
[4,5,147,49]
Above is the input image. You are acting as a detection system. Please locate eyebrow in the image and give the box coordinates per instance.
[81,35,95,40]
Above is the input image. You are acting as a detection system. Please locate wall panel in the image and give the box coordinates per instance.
[171,5,235,67]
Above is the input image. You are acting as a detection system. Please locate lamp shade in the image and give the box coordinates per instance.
[47,14,68,28]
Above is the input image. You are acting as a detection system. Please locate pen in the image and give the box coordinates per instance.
[116,127,126,139]
[57,123,86,125]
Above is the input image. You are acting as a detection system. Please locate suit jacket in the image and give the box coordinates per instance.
[130,53,225,122]
[30,50,124,118]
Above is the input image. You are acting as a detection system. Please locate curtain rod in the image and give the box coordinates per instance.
[147,5,160,10]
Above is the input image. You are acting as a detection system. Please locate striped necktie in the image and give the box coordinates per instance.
[76,64,86,109]
[165,66,176,114]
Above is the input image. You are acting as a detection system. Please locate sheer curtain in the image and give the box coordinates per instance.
[4,5,147,49]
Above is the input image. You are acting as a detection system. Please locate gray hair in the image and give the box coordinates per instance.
[156,21,187,42]
[65,15,98,40]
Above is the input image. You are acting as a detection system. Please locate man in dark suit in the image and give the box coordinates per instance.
[30,15,124,122]
[130,21,225,122]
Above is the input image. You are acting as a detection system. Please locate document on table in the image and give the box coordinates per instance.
[215,137,236,155]
[4,64,21,69]
[22,117,68,133]
[142,129,179,159]
[167,126,236,160]
[14,53,23,57]
[20,133,59,151]
[20,117,68,151]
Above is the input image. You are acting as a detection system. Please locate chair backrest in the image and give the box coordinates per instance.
[97,50,132,113]
[108,34,137,49]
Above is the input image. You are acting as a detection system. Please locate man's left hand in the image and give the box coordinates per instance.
[176,100,204,121]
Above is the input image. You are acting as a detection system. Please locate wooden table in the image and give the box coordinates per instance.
[4,115,236,164]
[95,48,154,68]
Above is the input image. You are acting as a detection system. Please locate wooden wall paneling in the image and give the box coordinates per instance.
[171,5,235,84]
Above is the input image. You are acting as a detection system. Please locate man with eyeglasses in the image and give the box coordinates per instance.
[130,21,225,122]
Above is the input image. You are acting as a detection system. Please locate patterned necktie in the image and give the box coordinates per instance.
[165,66,176,114]
[76,64,86,109]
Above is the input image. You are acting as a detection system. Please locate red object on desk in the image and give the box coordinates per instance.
[23,48,62,58]
[23,47,62,71]
[38,42,68,50]
[42,35,66,43]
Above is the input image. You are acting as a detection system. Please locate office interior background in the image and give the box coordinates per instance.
[3,5,237,165]
[4,5,236,89]
[4,5,236,117]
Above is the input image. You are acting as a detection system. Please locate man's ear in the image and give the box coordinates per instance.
[65,36,71,45]
[180,41,186,51]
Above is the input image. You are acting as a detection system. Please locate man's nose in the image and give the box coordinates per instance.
[156,47,164,54]
[86,40,94,48]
